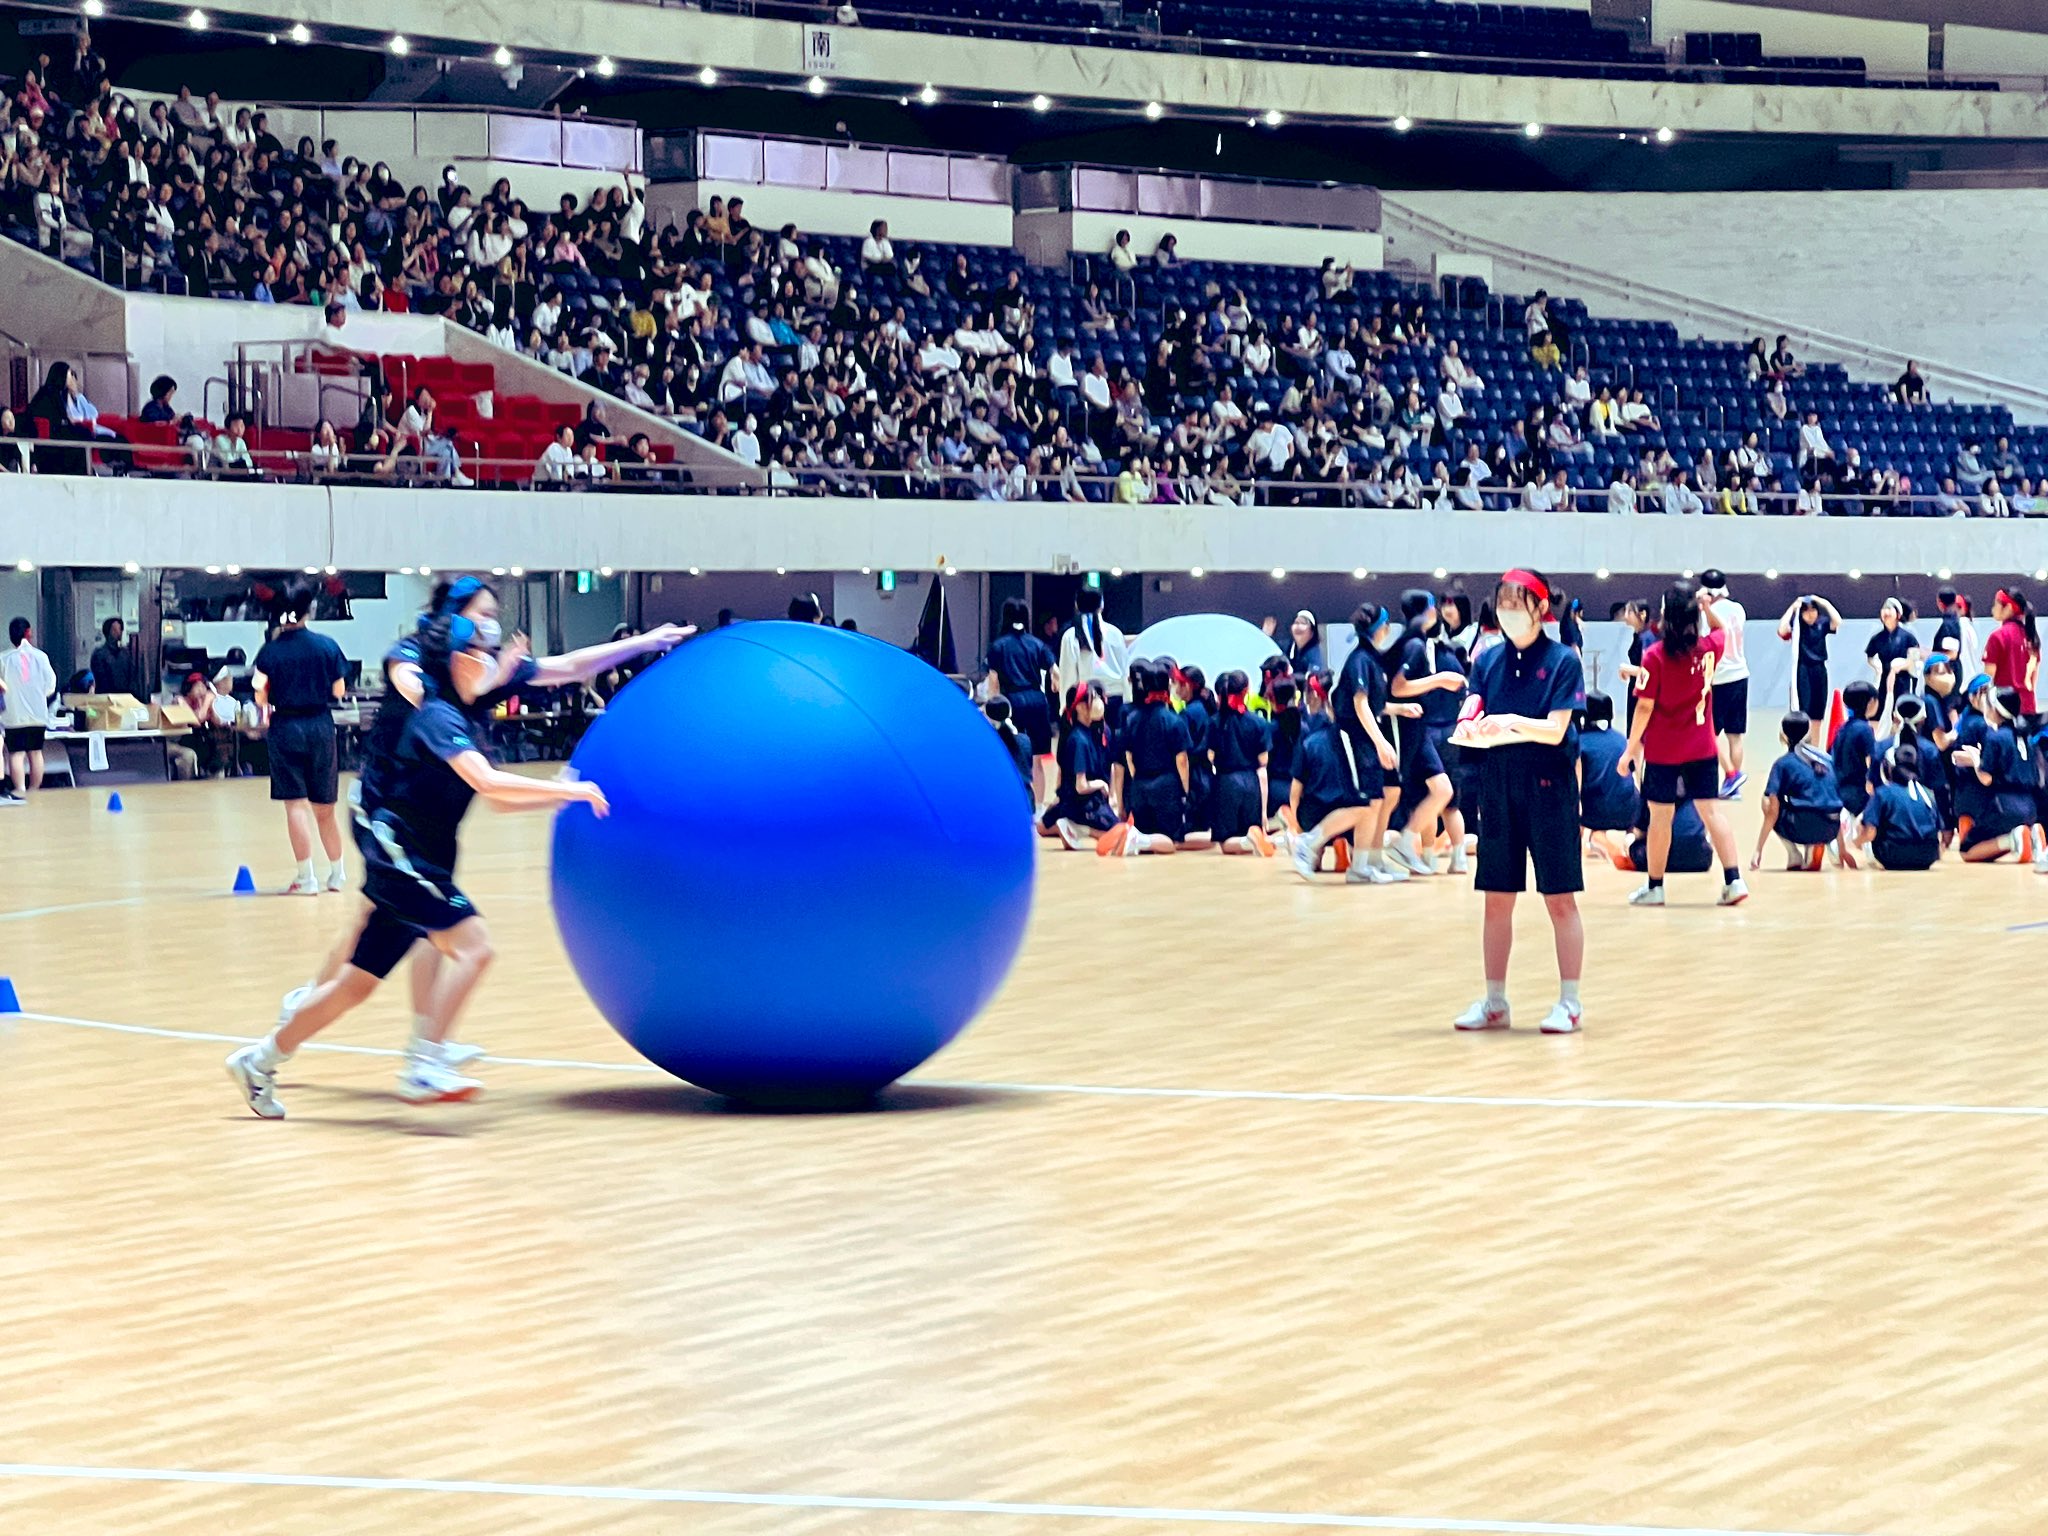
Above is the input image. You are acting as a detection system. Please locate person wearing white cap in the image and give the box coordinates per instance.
[1699,568,1749,798]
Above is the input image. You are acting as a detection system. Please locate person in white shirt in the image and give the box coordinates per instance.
[918,337,963,377]
[1080,358,1113,413]
[1425,460,1455,510]
[1662,468,1704,516]
[730,415,762,466]
[1210,384,1246,439]
[0,615,58,803]
[1439,340,1485,394]
[1435,380,1464,430]
[1587,388,1621,438]
[1452,444,1490,510]
[1797,410,1833,468]
[1606,469,1637,516]
[532,424,579,485]
[1247,412,1292,476]
[1055,589,1131,719]
[1980,476,2012,519]
[1106,229,1137,273]
[1521,470,1565,513]
[1046,339,1079,397]
[859,219,896,277]
[1618,389,1658,431]
[1562,364,1592,411]
[1700,569,1750,796]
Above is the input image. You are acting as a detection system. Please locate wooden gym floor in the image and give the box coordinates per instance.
[3,776,2047,1536]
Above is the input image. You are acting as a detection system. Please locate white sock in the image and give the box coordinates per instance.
[1485,978,1508,1008]
[1560,980,1581,1009]
[1448,846,1469,872]
[328,855,347,882]
[251,1029,291,1069]
[295,858,315,885]
[1397,830,1420,859]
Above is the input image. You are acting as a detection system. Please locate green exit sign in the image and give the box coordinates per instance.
[878,569,896,593]
[575,570,594,594]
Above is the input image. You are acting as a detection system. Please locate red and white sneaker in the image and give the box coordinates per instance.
[1539,1000,1583,1034]
[1453,998,1511,1031]
[1094,822,1132,858]
[395,1056,482,1104]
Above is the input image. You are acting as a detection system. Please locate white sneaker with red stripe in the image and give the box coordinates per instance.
[1540,1000,1583,1034]
[1452,998,1511,1031]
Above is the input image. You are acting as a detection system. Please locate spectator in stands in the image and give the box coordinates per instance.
[1152,232,1178,267]
[533,423,578,486]
[1763,378,1790,423]
[1524,289,1551,344]
[1607,468,1637,516]
[397,386,471,486]
[1523,467,1568,512]
[1768,335,1802,380]
[141,374,179,424]
[307,419,344,476]
[1107,229,1138,273]
[1744,337,1768,380]
[1980,477,2012,519]
[1794,472,1824,517]
[0,408,23,475]
[1797,410,1833,469]
[1663,468,1704,517]
[1894,359,1928,407]
[1587,386,1621,439]
[1530,330,1562,370]
[1440,339,1484,395]
[1619,389,1659,434]
[1955,440,1994,491]
[211,411,257,475]
[860,218,896,279]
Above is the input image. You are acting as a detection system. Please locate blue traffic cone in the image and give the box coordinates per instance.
[106,792,123,812]
[232,865,257,895]
[0,977,19,1013]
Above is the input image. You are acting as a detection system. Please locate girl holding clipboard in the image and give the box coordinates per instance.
[1450,569,1588,1035]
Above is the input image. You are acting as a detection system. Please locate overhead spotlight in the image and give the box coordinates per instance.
[1937,567,1952,580]
[493,45,513,66]
[388,32,409,54]
[289,21,310,42]
[918,83,937,105]
[1433,566,1448,579]
[1523,121,1543,138]
[599,565,614,577]
[1190,566,1204,578]
[1655,126,1675,144]
[82,0,104,16]
[1765,568,1778,580]
[688,566,702,576]
[944,566,959,578]
[1353,567,1368,580]
[491,566,508,576]
[1595,566,1610,579]
[698,65,718,85]
[204,565,221,576]
[1270,567,1286,580]
[1847,569,1862,580]
[1031,93,1051,112]
[400,566,416,576]
[775,566,787,576]
[1143,100,1164,120]
[1262,109,1284,127]
[14,559,32,573]
[324,564,338,576]
[805,75,827,95]
[595,55,615,77]
[303,565,320,576]
[509,565,525,577]
[186,7,208,27]
[419,565,433,576]
[226,564,241,576]
[1392,114,1413,132]
[860,566,872,575]
[123,560,140,574]
[2036,567,2048,582]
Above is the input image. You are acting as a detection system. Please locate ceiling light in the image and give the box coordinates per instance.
[2036,567,2048,581]
[508,565,525,577]
[1270,567,1286,580]
[185,7,207,27]
[323,565,338,576]
[1190,566,1204,578]
[599,566,614,577]
[1655,126,1675,144]
[15,559,34,573]
[303,566,320,575]
[1392,115,1412,132]
[1143,100,1164,120]
[204,564,221,575]
[698,65,718,85]
[82,0,103,15]
[1682,568,1694,579]
[688,566,701,576]
[491,566,507,576]
[1595,567,1610,579]
[290,21,310,42]
[775,566,787,575]
[1847,569,1862,580]
[388,32,409,54]
[1523,121,1542,138]
[493,45,513,66]
[1353,567,1368,580]
[1765,568,1778,580]
[226,564,241,576]
[420,566,432,576]
[805,75,827,95]
[1031,93,1051,112]
[1937,567,1952,580]
[1109,566,1123,578]
[123,561,139,574]
[918,83,937,105]
[1262,109,1283,127]
[1432,566,1448,579]
[595,55,614,77]
[400,567,416,576]
[944,566,959,577]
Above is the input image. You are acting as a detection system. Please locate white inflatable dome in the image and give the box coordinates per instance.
[1129,613,1285,684]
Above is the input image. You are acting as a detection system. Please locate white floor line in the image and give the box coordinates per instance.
[0,896,150,923]
[0,1461,1868,1536]
[11,1010,2048,1121]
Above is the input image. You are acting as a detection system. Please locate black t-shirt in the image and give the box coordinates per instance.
[1865,625,1918,680]
[1123,700,1191,779]
[381,698,485,858]
[254,626,346,716]
[1932,613,1963,660]
[1797,614,1830,667]
[1333,645,1390,741]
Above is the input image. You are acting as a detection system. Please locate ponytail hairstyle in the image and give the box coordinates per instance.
[1301,665,1333,713]
[1175,662,1213,713]
[1885,740,1927,793]
[1216,669,1251,714]
[1578,690,1613,732]
[1063,679,1105,723]
[982,695,1020,748]
[1659,578,1703,659]
[1074,586,1106,659]
[1000,596,1029,633]
[1351,602,1393,658]
[1399,586,1436,641]
[1782,710,1812,750]
[1269,678,1301,745]
[1131,657,1173,705]
[2001,583,2040,654]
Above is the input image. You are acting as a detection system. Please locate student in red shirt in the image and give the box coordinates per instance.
[1616,579,1748,908]
[1981,585,2039,714]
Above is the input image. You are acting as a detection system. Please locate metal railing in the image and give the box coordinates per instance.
[5,435,2040,518]
[1381,198,2048,423]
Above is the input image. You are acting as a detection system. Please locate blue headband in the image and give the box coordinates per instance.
[440,575,485,614]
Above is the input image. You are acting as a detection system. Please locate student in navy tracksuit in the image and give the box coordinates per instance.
[1388,588,1470,878]
[1956,685,2041,862]
[1296,605,1408,884]
[1045,681,1119,849]
[225,586,616,1119]
[983,697,1032,797]
[1831,681,1880,824]
[1629,795,1711,875]
[1207,670,1274,855]
[1170,662,1216,843]
[1098,659,1188,858]
[1918,655,1962,841]
[1752,711,1847,871]
[985,597,1057,809]
[1573,691,1637,866]
[1453,568,1587,1035]
[1951,674,1994,841]
[1265,678,1301,823]
[1857,742,1943,870]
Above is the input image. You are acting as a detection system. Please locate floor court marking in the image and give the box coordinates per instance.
[11,1010,2048,1121]
[0,896,151,923]
[0,1460,1872,1536]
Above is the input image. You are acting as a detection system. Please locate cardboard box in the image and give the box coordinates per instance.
[153,701,200,730]
[63,693,147,731]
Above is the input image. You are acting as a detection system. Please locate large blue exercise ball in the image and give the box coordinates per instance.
[551,621,1037,1104]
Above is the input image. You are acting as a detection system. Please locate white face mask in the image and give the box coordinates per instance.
[475,616,503,651]
[1499,608,1538,644]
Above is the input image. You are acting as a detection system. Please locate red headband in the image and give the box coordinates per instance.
[1500,568,1550,605]
[1221,690,1247,714]
[1997,589,2014,609]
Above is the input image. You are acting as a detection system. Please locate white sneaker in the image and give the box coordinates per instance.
[225,1044,286,1119]
[1540,1000,1583,1034]
[0,793,24,807]
[1447,850,1470,874]
[1291,835,1320,881]
[439,1040,487,1070]
[325,867,348,892]
[1388,840,1435,876]
[277,984,312,1026]
[281,877,321,897]
[1627,883,1666,906]
[1453,998,1511,1031]
[1373,858,1411,883]
[1055,817,1089,852]
[451,471,475,488]
[395,1055,482,1104]
[1344,860,1389,885]
[1717,878,1750,907]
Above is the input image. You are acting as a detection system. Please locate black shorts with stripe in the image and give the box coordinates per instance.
[349,801,478,977]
